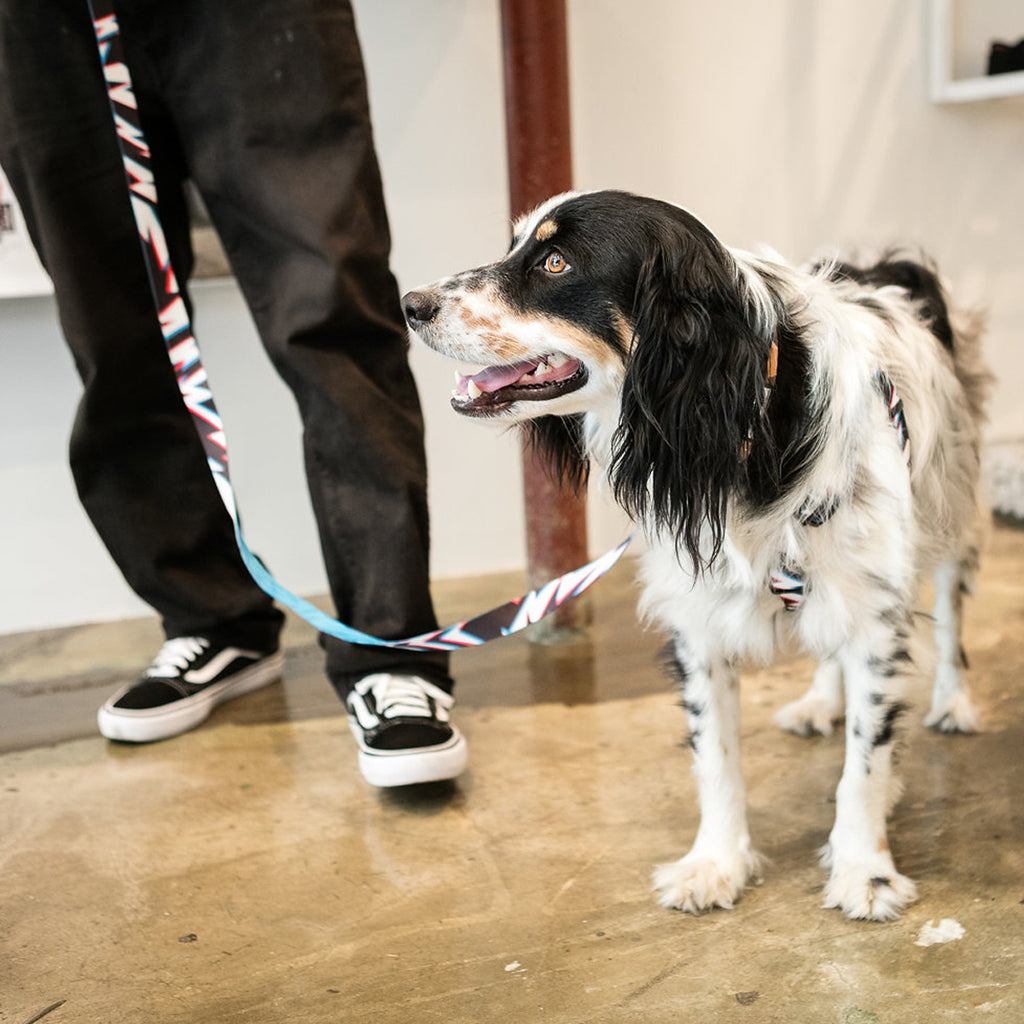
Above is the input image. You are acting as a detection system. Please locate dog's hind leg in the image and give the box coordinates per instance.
[823,626,918,921]
[924,554,981,733]
[653,639,765,914]
[773,655,845,736]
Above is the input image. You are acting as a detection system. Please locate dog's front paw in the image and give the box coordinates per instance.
[924,689,980,734]
[653,850,763,914]
[823,859,917,921]
[773,693,843,737]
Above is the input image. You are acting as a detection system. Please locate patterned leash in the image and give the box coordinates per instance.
[86,3,629,652]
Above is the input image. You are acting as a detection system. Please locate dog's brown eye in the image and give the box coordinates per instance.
[544,251,568,274]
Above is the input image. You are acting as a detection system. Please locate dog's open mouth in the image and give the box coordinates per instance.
[450,353,586,415]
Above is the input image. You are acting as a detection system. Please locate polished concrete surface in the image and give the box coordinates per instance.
[1,525,1022,1023]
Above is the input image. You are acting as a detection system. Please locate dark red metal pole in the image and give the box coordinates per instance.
[499,0,590,637]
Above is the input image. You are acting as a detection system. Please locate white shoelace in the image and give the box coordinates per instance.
[352,674,453,725]
[146,637,210,678]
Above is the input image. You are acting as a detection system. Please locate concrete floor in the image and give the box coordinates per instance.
[1,525,1022,1024]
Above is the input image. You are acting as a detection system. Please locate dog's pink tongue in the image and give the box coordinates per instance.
[462,358,539,394]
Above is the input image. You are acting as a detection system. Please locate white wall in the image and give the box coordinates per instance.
[1,0,1021,634]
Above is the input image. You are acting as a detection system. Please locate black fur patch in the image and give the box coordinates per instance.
[523,414,590,492]
[661,641,693,690]
[825,254,955,351]
[500,194,643,362]
[743,319,819,511]
[663,641,703,751]
[867,638,914,679]
[871,700,910,749]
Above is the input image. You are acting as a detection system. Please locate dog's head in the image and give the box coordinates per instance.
[403,189,781,568]
[403,190,645,421]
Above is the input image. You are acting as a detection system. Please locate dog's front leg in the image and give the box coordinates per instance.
[654,640,764,914]
[823,632,918,921]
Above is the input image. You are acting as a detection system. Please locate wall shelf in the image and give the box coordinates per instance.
[928,0,1024,104]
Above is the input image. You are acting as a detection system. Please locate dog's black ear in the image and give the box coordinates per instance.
[523,414,590,494]
[610,225,774,571]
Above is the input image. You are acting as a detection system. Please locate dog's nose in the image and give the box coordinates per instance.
[402,290,440,327]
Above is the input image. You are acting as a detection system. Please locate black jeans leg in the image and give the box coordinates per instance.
[0,0,283,650]
[145,0,452,693]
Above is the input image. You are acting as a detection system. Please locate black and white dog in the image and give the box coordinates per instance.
[402,190,989,921]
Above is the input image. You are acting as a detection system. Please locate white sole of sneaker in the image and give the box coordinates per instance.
[97,651,285,743]
[352,726,468,787]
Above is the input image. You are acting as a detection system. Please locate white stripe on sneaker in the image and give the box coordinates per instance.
[347,690,380,731]
[183,646,263,684]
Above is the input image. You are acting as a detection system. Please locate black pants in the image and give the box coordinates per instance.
[0,0,451,694]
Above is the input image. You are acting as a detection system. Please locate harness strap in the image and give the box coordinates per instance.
[874,369,911,465]
[768,567,806,610]
[772,370,912,610]
[87,4,629,652]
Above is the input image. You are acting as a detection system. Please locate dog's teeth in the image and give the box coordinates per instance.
[454,370,463,386]
[467,380,483,400]
[548,353,568,368]
[536,360,549,375]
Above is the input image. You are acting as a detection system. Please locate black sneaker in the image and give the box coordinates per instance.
[346,674,467,787]
[97,636,284,743]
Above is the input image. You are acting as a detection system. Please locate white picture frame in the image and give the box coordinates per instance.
[928,0,1024,103]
